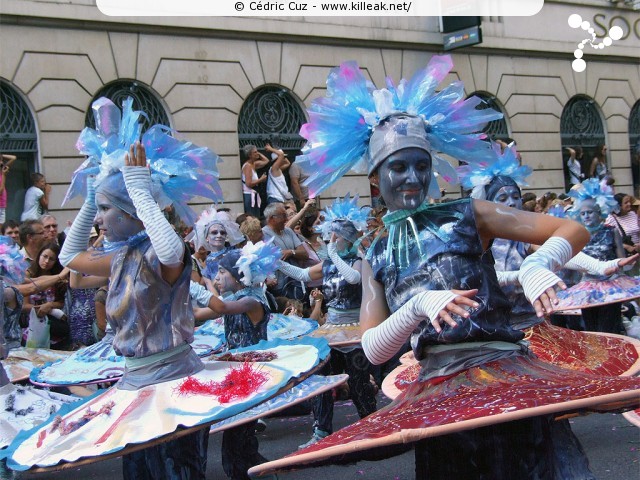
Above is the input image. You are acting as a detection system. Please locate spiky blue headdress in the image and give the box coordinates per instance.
[546,204,568,219]
[0,236,28,284]
[316,194,370,243]
[235,241,282,287]
[457,142,532,200]
[64,97,223,224]
[567,179,618,220]
[295,55,503,198]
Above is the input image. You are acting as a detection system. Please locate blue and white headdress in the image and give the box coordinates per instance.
[567,179,618,220]
[316,194,370,244]
[234,241,282,287]
[457,142,532,200]
[64,97,223,224]
[0,236,28,285]
[546,204,568,219]
[192,206,244,251]
[295,55,503,198]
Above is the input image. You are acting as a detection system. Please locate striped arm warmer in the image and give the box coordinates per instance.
[518,237,573,305]
[361,290,457,365]
[277,260,311,282]
[122,166,184,267]
[59,180,96,267]
[564,251,618,276]
[327,242,361,284]
[496,270,520,287]
[190,281,214,307]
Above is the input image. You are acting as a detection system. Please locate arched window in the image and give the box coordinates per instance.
[85,81,170,132]
[0,80,38,222]
[238,86,306,152]
[458,92,509,198]
[237,86,307,212]
[469,92,510,142]
[560,95,606,190]
[629,100,640,198]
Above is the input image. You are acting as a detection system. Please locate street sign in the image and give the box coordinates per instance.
[443,25,482,51]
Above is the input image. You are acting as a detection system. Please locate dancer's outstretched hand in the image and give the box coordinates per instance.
[604,253,639,276]
[531,281,566,317]
[123,141,152,195]
[412,289,479,333]
[124,141,147,168]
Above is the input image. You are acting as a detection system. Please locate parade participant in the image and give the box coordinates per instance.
[191,206,244,292]
[249,55,640,479]
[1,236,28,383]
[189,241,280,480]
[458,143,636,330]
[277,195,377,448]
[566,180,637,334]
[4,99,328,479]
[57,97,222,479]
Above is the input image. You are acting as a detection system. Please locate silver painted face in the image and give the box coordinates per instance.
[94,193,142,242]
[207,224,227,250]
[493,186,522,210]
[377,148,432,211]
[214,266,240,294]
[579,199,602,228]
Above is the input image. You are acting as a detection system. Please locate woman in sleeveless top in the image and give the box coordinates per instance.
[241,144,269,217]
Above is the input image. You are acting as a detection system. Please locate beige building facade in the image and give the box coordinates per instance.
[1,0,639,224]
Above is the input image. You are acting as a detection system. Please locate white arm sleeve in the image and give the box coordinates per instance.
[59,180,96,267]
[122,166,184,267]
[564,251,619,276]
[277,260,311,282]
[496,270,520,287]
[518,237,573,305]
[361,290,458,365]
[327,242,361,284]
[190,281,214,307]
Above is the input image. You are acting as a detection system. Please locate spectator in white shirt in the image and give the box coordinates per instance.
[21,173,50,221]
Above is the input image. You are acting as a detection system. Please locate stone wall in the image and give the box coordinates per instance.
[1,0,638,223]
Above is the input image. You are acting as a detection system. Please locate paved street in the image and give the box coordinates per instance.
[3,392,639,480]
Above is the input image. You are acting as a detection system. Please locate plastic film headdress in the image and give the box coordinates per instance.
[295,55,503,199]
[567,178,618,220]
[234,241,282,287]
[0,236,29,285]
[192,206,244,251]
[457,142,532,201]
[316,194,371,244]
[546,204,568,218]
[65,97,223,224]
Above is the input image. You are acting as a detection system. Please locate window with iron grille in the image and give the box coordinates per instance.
[1,80,38,222]
[237,86,307,213]
[237,86,306,152]
[85,81,170,133]
[0,80,37,153]
[560,95,606,191]
[470,92,510,141]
